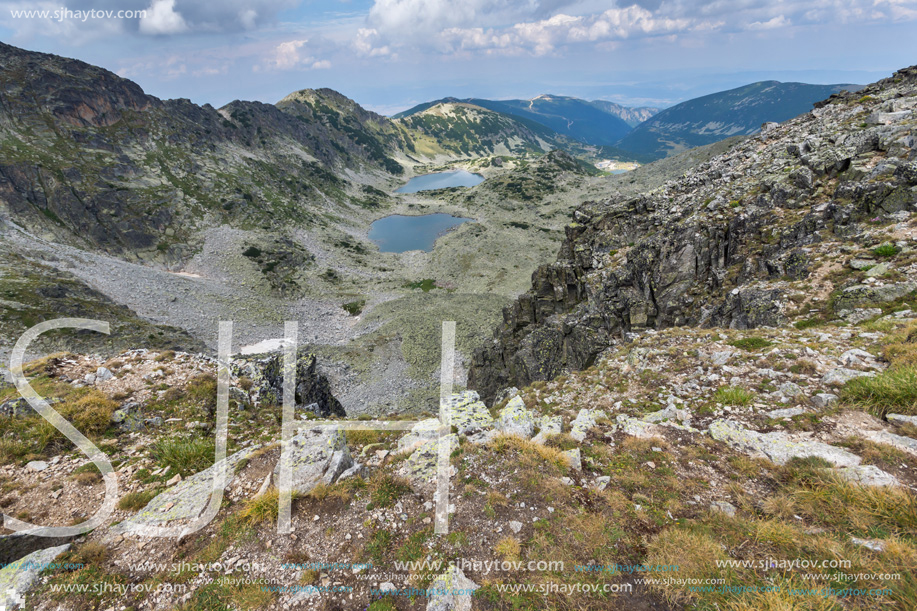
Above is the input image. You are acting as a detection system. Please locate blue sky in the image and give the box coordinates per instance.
[1,0,915,114]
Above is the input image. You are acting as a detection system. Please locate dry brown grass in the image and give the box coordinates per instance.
[238,488,300,525]
[488,433,570,470]
[882,321,917,367]
[64,392,118,435]
[486,490,509,508]
[494,536,521,562]
[72,471,102,486]
[645,529,730,605]
[70,541,108,566]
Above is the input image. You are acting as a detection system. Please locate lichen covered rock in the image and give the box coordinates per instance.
[399,434,457,485]
[495,396,535,438]
[570,408,607,441]
[274,426,353,493]
[442,391,494,435]
[709,419,861,467]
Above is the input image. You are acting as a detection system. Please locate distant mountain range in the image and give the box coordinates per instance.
[398,81,860,161]
[396,95,656,146]
[614,81,860,159]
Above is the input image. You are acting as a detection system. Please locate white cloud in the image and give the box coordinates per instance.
[354,28,392,56]
[139,0,188,35]
[263,39,333,71]
[367,0,533,36]
[440,6,703,55]
[273,39,311,69]
[746,14,789,30]
[238,8,258,30]
[362,0,917,56]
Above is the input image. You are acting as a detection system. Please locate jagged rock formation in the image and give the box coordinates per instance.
[469,66,917,402]
[588,99,660,128]
[234,351,346,418]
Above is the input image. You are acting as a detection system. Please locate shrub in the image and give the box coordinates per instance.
[342,300,366,316]
[872,243,900,258]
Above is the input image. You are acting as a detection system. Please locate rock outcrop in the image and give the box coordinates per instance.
[469,65,917,402]
[234,351,345,418]
[276,426,354,493]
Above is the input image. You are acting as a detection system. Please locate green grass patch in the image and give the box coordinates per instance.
[150,437,215,477]
[841,365,917,417]
[728,337,773,351]
[713,386,756,406]
[364,528,393,564]
[793,317,824,330]
[403,279,437,292]
[369,473,410,508]
[342,300,366,316]
[117,489,159,512]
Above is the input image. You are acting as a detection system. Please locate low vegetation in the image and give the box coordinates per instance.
[150,437,216,477]
[728,337,774,351]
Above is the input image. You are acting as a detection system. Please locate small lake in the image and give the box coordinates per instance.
[369,214,472,253]
[395,170,484,193]
[609,169,630,175]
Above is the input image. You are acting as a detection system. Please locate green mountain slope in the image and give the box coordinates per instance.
[394,101,573,157]
[615,80,858,160]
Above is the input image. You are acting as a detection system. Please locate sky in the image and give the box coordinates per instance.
[1,0,916,115]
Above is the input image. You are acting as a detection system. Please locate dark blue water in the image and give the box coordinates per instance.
[368,214,472,253]
[395,170,484,193]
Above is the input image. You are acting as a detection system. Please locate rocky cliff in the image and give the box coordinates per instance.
[0,43,409,258]
[469,67,917,402]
